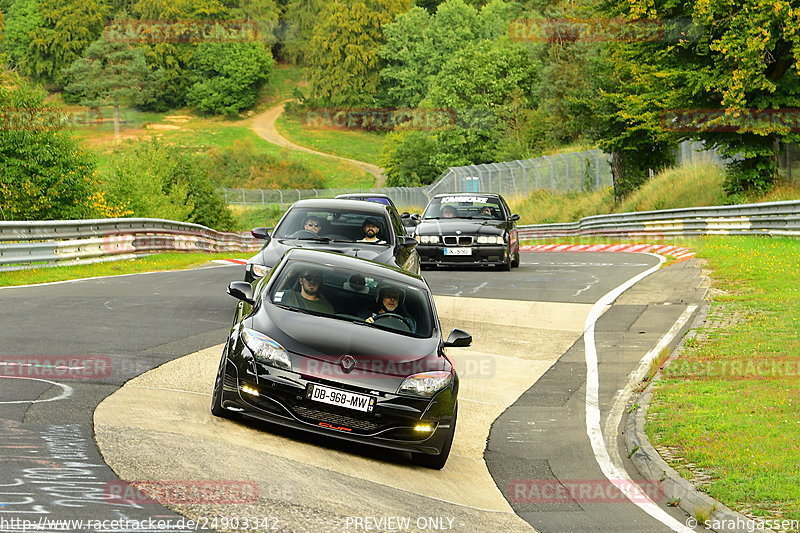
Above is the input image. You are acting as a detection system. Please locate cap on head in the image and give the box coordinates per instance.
[362,217,381,228]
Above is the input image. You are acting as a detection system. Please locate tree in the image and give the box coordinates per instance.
[186,39,273,116]
[5,0,110,85]
[381,131,444,186]
[306,0,409,107]
[423,39,539,167]
[0,73,101,220]
[280,0,324,64]
[603,0,800,194]
[64,33,163,137]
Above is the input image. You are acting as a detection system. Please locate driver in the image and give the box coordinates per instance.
[359,284,416,332]
[302,216,323,235]
[441,205,457,218]
[282,267,334,314]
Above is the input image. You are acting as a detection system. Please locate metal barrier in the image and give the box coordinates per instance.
[0,218,261,272]
[517,200,800,239]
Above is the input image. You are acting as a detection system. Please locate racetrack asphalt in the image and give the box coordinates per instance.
[0,253,705,532]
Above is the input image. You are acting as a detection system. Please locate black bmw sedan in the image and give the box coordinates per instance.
[414,193,521,270]
[212,248,472,469]
[245,199,420,282]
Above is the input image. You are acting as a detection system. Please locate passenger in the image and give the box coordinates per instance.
[441,205,457,218]
[357,218,387,244]
[480,206,493,217]
[282,268,335,314]
[359,284,416,332]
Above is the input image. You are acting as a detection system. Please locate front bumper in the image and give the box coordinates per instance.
[416,244,508,266]
[218,358,457,456]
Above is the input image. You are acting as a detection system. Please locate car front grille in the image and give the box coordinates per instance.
[292,404,380,432]
[443,236,474,246]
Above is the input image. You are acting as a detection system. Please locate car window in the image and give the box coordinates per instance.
[268,261,433,338]
[272,207,392,244]
[422,196,504,220]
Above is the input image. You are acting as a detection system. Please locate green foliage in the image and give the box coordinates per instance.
[101,140,235,230]
[381,131,443,186]
[5,0,110,85]
[64,32,163,133]
[424,39,539,166]
[187,40,273,116]
[280,0,324,64]
[0,73,100,220]
[306,0,409,107]
[204,139,325,189]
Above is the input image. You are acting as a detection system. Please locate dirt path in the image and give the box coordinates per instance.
[252,101,387,187]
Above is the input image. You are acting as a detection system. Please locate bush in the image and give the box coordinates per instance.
[187,41,274,117]
[381,131,445,187]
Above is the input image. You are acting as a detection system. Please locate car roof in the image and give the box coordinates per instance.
[291,198,390,214]
[281,248,427,288]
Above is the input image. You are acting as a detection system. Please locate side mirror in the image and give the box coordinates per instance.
[509,214,520,222]
[411,213,420,221]
[400,212,411,218]
[227,281,255,305]
[251,227,272,243]
[400,236,418,249]
[444,329,472,348]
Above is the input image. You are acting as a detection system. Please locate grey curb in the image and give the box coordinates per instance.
[623,303,771,533]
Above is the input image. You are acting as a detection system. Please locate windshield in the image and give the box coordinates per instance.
[268,260,434,338]
[423,195,503,220]
[273,207,392,245]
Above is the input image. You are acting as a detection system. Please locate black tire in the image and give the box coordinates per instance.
[497,256,511,271]
[211,347,235,419]
[511,251,520,268]
[411,405,457,470]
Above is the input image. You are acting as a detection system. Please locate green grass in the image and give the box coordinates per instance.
[276,112,387,167]
[646,236,800,522]
[0,252,253,288]
[230,204,287,231]
[258,64,306,108]
[508,160,800,225]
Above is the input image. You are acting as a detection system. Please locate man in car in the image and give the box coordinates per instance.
[283,268,335,314]
[303,216,323,235]
[441,205,457,218]
[360,285,416,332]
[357,218,387,244]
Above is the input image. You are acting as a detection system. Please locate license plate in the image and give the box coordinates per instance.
[308,384,376,412]
[444,247,472,256]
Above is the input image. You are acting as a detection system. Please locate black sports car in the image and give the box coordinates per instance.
[414,193,521,270]
[245,199,420,282]
[334,193,419,231]
[213,249,471,469]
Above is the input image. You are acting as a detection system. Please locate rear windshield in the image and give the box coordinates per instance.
[268,261,434,338]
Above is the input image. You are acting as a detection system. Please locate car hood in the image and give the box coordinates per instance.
[250,239,394,269]
[415,219,505,236]
[248,307,445,377]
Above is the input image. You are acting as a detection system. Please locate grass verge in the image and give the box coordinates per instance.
[0,252,253,288]
[647,236,800,522]
[276,112,387,167]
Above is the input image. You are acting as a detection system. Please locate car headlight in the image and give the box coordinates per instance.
[418,235,440,244]
[241,328,291,370]
[397,371,453,398]
[250,264,269,278]
[476,235,504,244]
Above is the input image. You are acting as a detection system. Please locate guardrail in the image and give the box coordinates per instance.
[0,219,261,272]
[517,200,800,239]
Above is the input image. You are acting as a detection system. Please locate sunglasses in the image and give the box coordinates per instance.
[302,275,322,283]
[305,222,320,228]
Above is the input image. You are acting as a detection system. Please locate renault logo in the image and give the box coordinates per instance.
[340,355,357,373]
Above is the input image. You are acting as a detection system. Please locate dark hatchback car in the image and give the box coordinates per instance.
[213,249,472,469]
[414,193,521,270]
[245,199,420,282]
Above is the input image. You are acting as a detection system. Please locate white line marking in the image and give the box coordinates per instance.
[583,256,695,532]
[0,376,73,404]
